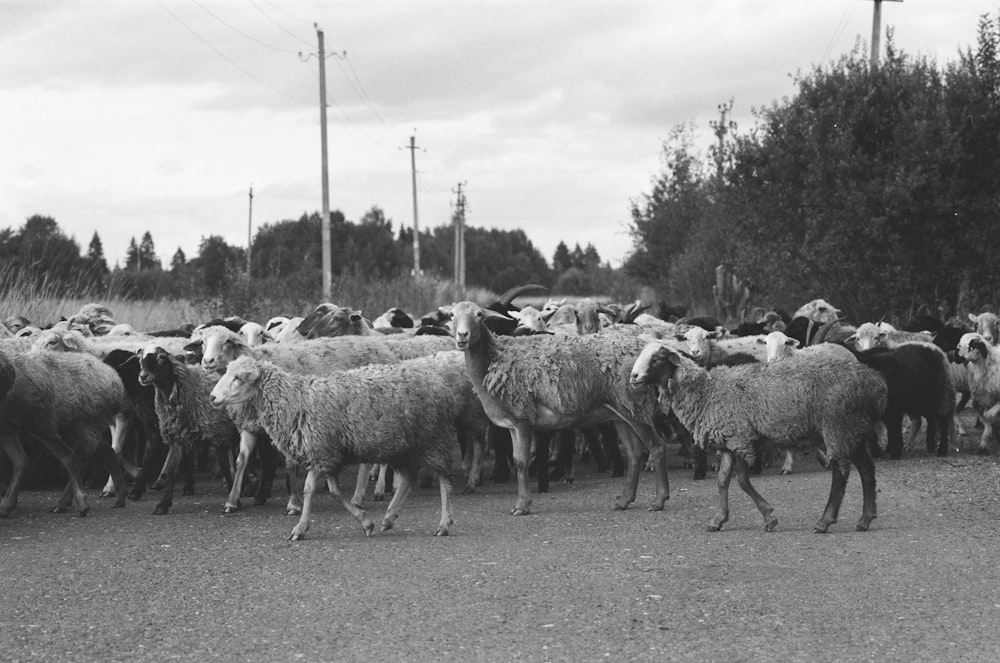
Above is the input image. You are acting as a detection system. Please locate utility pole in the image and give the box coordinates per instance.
[405,134,421,276]
[453,182,467,288]
[709,98,736,181]
[246,183,253,275]
[868,0,903,70]
[316,26,332,299]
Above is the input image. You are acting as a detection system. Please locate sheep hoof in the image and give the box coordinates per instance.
[362,521,376,537]
[285,507,302,516]
[50,505,69,514]
[764,518,778,532]
[813,523,831,534]
[706,524,722,532]
[977,446,992,456]
[434,527,450,537]
[380,520,394,532]
[779,469,791,476]
[612,498,631,511]
[462,485,476,495]
[646,502,665,512]
[112,499,126,509]
[564,478,574,485]
[510,507,530,516]
[75,506,90,518]
[373,493,385,502]
[223,502,240,514]
[150,479,166,491]
[153,504,170,515]
[288,531,305,541]
[100,489,115,498]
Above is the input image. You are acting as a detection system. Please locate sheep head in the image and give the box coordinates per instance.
[958,332,991,363]
[845,322,887,351]
[676,327,719,362]
[758,330,799,362]
[451,301,510,350]
[629,342,687,390]
[969,312,1000,345]
[137,345,186,405]
[209,355,262,409]
[198,328,247,374]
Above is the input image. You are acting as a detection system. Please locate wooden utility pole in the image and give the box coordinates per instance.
[453,182,467,287]
[316,26,332,299]
[405,135,421,275]
[709,98,736,181]
[868,0,903,70]
[246,184,253,275]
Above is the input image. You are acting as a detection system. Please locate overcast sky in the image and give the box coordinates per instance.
[2,1,997,270]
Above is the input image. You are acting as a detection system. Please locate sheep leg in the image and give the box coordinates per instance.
[223,430,258,512]
[95,440,127,509]
[533,431,551,493]
[599,422,624,478]
[852,446,878,531]
[461,431,485,494]
[510,425,533,516]
[379,470,415,533]
[582,426,608,472]
[732,454,777,531]
[884,410,905,460]
[284,460,304,515]
[101,414,137,498]
[488,425,512,483]
[350,463,370,507]
[612,422,641,510]
[435,475,455,536]
[780,450,794,475]
[708,450,735,531]
[906,416,924,453]
[253,437,276,505]
[0,431,28,517]
[153,444,183,515]
[552,429,575,485]
[976,414,994,455]
[27,429,90,517]
[289,467,321,541]
[814,458,850,533]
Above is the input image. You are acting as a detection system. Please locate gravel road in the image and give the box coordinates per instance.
[2,437,1000,663]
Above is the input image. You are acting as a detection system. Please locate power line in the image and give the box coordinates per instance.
[191,0,299,53]
[248,0,314,46]
[154,0,310,105]
[254,0,313,26]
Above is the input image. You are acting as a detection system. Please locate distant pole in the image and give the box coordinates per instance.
[246,184,253,275]
[405,134,421,276]
[868,0,903,70]
[453,182,467,288]
[709,98,736,181]
[317,25,332,299]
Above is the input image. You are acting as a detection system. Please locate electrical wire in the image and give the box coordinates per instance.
[154,0,311,105]
[191,0,299,53]
[248,0,314,46]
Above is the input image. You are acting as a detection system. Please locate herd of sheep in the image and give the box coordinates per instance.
[1,291,999,540]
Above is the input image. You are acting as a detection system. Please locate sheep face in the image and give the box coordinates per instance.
[298,303,340,339]
[509,306,547,333]
[958,333,991,363]
[137,345,183,387]
[209,356,262,408]
[629,342,683,390]
[676,327,718,362]
[239,322,270,347]
[846,322,887,351]
[29,329,82,353]
[969,313,1000,345]
[199,331,244,374]
[451,301,486,351]
[793,298,840,323]
[760,331,799,362]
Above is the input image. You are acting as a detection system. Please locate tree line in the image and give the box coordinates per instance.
[0,209,621,305]
[625,14,1000,323]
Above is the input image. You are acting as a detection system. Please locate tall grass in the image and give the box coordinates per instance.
[0,266,498,330]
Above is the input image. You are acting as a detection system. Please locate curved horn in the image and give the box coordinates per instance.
[496,284,547,307]
[811,316,845,346]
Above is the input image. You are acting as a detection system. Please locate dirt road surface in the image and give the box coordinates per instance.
[2,446,1000,663]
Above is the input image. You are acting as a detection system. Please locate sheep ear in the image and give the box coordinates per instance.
[969,313,978,323]
[787,338,799,347]
[844,333,857,344]
[183,339,203,353]
[673,334,686,342]
[664,349,685,368]
[755,337,766,345]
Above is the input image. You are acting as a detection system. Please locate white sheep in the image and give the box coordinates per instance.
[630,343,886,533]
[209,353,476,540]
[844,322,934,350]
[969,312,1000,345]
[239,321,271,346]
[450,301,668,517]
[957,332,1000,453]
